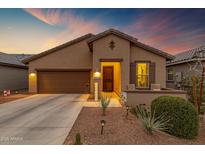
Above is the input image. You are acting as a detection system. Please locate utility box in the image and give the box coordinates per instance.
[176,72,182,82]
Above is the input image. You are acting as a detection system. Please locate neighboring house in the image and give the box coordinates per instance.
[23,29,187,106]
[0,52,33,92]
[166,45,205,89]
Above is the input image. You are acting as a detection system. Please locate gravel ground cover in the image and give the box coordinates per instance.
[64,107,205,145]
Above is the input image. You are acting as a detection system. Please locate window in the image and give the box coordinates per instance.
[136,63,149,88]
[167,69,174,81]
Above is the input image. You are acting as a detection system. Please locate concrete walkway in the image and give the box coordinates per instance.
[0,94,88,145]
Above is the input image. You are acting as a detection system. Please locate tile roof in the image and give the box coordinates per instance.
[0,52,33,68]
[11,54,34,61]
[167,45,205,66]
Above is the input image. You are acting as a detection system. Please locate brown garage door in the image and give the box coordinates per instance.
[37,70,90,94]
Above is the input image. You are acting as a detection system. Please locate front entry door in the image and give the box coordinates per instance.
[103,66,114,92]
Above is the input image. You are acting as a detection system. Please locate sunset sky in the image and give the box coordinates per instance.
[0,8,205,55]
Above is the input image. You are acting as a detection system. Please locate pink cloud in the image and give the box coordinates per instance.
[124,11,205,55]
[24,8,61,25]
[24,9,205,55]
[24,8,103,33]
[24,8,105,51]
[162,34,205,54]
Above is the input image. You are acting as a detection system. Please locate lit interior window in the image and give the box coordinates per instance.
[136,63,149,88]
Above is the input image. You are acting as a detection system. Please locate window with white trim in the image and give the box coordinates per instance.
[167,68,174,81]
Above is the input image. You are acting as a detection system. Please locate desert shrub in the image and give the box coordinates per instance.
[74,133,82,145]
[132,105,170,135]
[101,96,111,116]
[151,96,199,139]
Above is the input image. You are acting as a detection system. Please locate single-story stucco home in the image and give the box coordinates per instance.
[0,52,33,93]
[166,45,205,89]
[23,29,187,106]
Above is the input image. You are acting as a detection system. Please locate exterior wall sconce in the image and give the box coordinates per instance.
[29,73,36,77]
[94,71,101,79]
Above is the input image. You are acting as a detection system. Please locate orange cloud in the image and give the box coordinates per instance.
[24,8,105,52]
[24,9,103,32]
[24,8,61,25]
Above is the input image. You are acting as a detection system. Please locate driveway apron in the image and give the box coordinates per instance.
[0,94,87,145]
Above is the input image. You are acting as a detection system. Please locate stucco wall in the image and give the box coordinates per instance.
[126,90,187,107]
[92,34,130,94]
[28,33,168,95]
[28,39,92,93]
[130,45,167,88]
[0,65,28,92]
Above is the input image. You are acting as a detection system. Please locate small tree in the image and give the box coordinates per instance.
[198,67,205,112]
[101,96,111,116]
[192,76,198,108]
[182,58,205,113]
[182,75,205,113]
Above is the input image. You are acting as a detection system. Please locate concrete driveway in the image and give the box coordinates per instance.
[0,94,88,145]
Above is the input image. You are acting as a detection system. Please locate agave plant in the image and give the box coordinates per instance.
[101,95,111,116]
[132,105,170,135]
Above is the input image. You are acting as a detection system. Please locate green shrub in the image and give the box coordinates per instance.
[151,96,199,139]
[74,133,82,145]
[132,105,170,135]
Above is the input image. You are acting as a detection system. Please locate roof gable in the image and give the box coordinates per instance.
[23,33,94,64]
[87,29,174,60]
[24,29,174,63]
[87,28,138,44]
